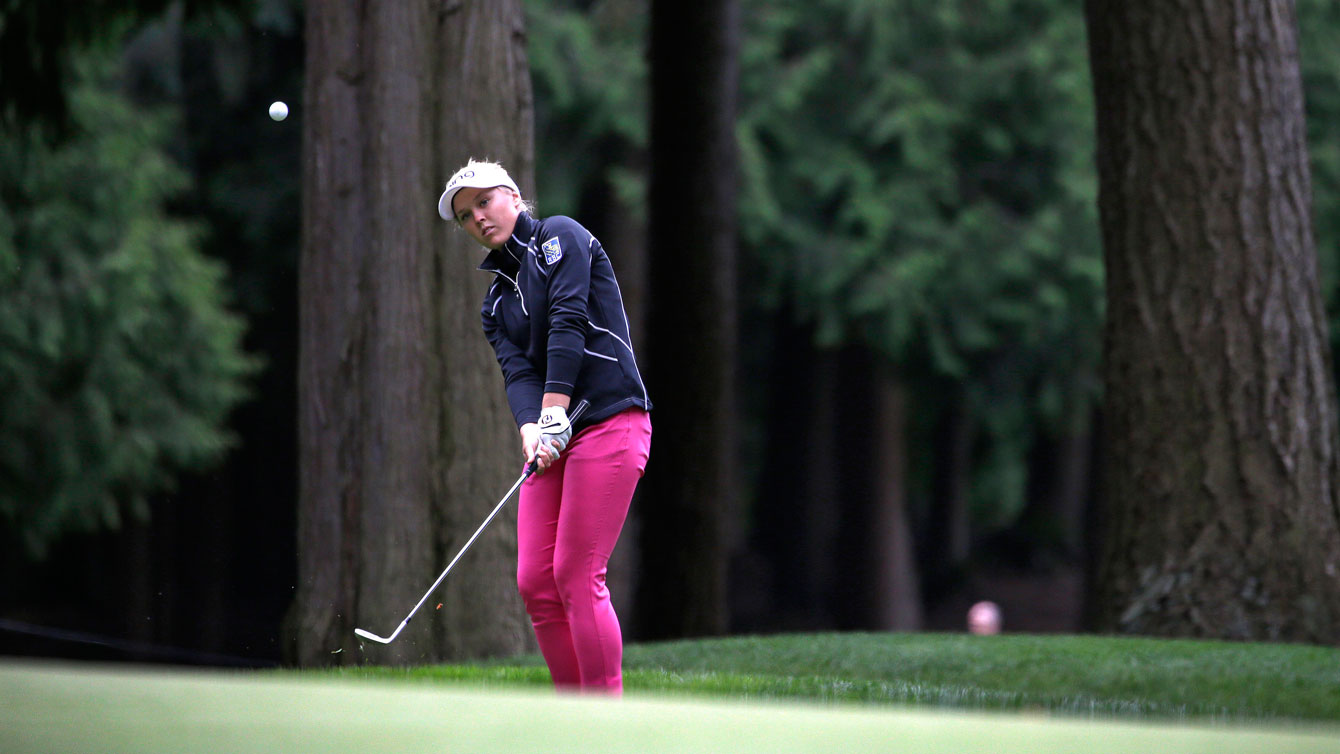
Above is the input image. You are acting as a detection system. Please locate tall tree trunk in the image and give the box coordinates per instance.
[1044,400,1094,558]
[433,0,538,663]
[827,349,922,630]
[1087,0,1340,642]
[291,0,533,666]
[637,0,740,638]
[747,315,840,630]
[799,345,841,627]
[583,156,648,637]
[1015,394,1095,563]
[933,389,974,569]
[871,369,923,630]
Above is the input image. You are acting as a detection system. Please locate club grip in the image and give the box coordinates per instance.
[568,399,590,424]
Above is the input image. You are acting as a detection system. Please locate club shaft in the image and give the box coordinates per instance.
[392,468,531,632]
[354,399,587,644]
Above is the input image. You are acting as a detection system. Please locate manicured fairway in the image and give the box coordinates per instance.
[343,632,1340,722]
[3,660,1338,754]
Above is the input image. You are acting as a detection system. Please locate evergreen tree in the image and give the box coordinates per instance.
[0,55,257,556]
[735,0,1103,627]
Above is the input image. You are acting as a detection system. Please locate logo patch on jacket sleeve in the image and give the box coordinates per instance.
[541,237,563,265]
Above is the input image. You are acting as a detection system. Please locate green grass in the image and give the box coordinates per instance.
[327,632,1340,723]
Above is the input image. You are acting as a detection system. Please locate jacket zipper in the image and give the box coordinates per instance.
[494,270,529,317]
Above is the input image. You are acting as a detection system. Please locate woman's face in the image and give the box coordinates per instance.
[452,186,522,249]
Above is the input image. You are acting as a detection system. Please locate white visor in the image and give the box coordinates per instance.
[438,163,521,221]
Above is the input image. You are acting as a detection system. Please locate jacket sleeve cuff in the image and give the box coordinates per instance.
[506,380,544,427]
[544,347,583,395]
[514,406,542,427]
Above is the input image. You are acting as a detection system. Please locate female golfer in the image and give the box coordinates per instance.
[438,159,652,694]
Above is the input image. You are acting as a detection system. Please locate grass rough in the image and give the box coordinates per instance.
[334,632,1340,723]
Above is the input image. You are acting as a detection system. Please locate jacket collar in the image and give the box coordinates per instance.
[476,212,536,275]
[509,211,538,249]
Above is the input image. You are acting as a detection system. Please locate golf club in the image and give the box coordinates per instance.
[354,400,588,645]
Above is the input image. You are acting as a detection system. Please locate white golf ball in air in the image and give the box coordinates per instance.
[269,101,289,121]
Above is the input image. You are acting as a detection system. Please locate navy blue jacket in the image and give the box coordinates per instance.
[479,212,651,431]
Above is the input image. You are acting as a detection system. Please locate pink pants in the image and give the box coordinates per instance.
[516,408,651,694]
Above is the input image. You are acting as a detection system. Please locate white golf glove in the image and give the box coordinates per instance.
[536,405,573,460]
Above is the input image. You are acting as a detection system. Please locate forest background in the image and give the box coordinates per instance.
[3,0,1339,666]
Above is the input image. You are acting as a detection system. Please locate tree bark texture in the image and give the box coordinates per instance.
[637,0,740,638]
[434,0,537,662]
[292,0,534,666]
[872,371,923,630]
[1087,0,1340,642]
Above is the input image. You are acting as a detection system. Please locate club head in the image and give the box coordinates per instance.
[353,628,394,644]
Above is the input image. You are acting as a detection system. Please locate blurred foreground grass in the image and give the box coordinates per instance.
[5,647,1340,754]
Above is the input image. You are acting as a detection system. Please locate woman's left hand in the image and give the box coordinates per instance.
[520,423,558,473]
